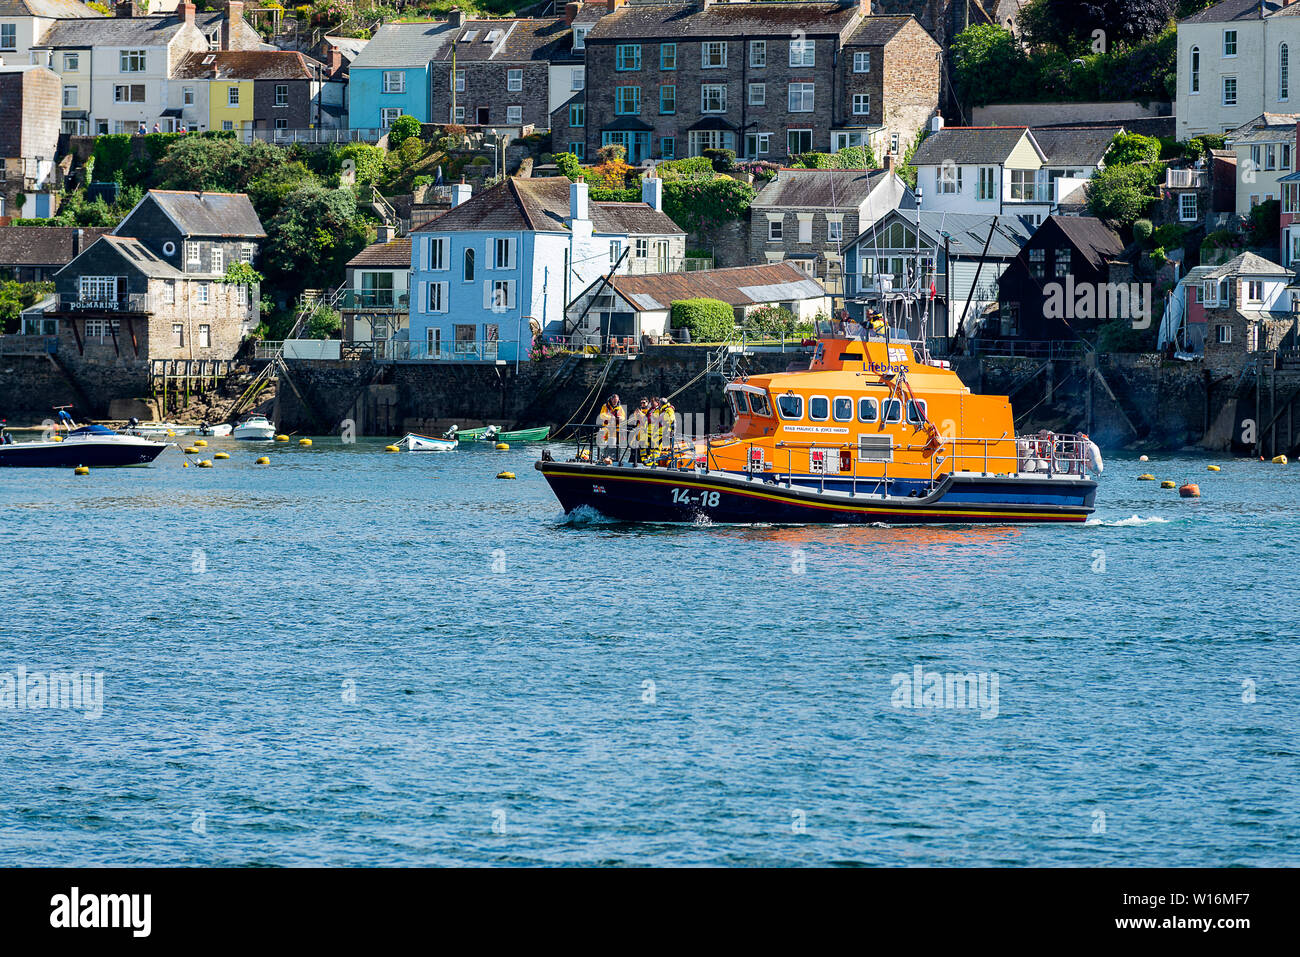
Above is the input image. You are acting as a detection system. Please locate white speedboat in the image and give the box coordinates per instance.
[126,421,195,437]
[0,424,167,467]
[400,431,458,452]
[232,415,277,441]
[195,422,233,437]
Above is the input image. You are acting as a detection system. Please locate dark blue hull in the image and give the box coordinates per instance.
[538,461,1096,525]
[0,440,167,468]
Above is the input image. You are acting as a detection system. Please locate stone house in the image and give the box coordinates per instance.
[407,175,684,360]
[1172,251,1296,371]
[0,0,97,64]
[582,0,940,163]
[0,63,60,220]
[566,260,829,342]
[746,166,913,292]
[170,49,337,137]
[430,13,572,131]
[995,215,1127,342]
[1225,112,1300,215]
[43,189,264,363]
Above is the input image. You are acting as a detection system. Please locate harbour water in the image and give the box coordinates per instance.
[1,439,1297,866]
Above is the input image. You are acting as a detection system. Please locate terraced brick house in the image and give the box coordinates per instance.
[581,0,940,163]
[0,63,60,220]
[170,49,338,138]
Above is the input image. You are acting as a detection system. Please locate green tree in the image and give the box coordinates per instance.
[1105,132,1162,167]
[552,151,583,180]
[156,137,293,195]
[1085,163,1159,228]
[951,24,1031,108]
[662,177,755,233]
[262,184,371,301]
[387,115,422,149]
[670,298,736,341]
[336,143,386,186]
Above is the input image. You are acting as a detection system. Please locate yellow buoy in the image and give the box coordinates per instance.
[496,470,516,479]
[1139,454,1149,462]
[274,434,289,442]
[298,437,312,447]
[194,439,208,447]
[1137,473,1155,481]
[183,446,199,454]
[214,451,229,460]
[1160,480,1176,488]
[495,442,510,450]
[1273,454,1288,465]
[1207,464,1221,472]
[384,444,400,452]
[255,456,270,465]
[198,459,213,468]
[73,465,89,476]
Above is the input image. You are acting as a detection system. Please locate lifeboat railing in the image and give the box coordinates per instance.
[552,426,1093,488]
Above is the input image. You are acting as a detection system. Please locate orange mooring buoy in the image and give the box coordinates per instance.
[1179,483,1201,498]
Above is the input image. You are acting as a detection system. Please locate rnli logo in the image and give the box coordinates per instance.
[592,484,606,495]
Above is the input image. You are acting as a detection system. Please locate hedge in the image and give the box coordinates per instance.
[670,298,736,342]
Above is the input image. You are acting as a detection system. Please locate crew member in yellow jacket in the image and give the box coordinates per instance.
[597,393,626,459]
[627,398,652,464]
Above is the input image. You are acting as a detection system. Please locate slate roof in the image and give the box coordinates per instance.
[751,168,890,209]
[433,17,571,62]
[849,210,1035,258]
[1201,251,1291,278]
[346,238,412,269]
[36,12,196,47]
[1030,126,1122,168]
[910,127,1044,167]
[414,177,682,236]
[119,190,266,239]
[348,21,456,69]
[85,235,184,279]
[0,0,97,17]
[1179,0,1300,23]
[0,226,111,267]
[173,50,323,81]
[1226,113,1300,143]
[323,34,369,63]
[1042,216,1124,269]
[844,14,916,45]
[586,1,862,41]
[605,262,825,311]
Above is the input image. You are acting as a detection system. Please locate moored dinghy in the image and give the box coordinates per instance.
[400,431,458,452]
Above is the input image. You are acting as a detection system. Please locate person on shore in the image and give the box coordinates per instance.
[597,393,625,459]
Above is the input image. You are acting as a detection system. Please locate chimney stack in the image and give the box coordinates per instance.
[640,173,662,212]
[327,43,343,75]
[73,228,84,257]
[177,1,196,24]
[449,6,464,27]
[114,1,137,17]
[858,0,871,15]
[570,180,589,222]
[451,179,473,208]
[606,0,626,13]
[376,224,395,243]
[222,1,244,51]
[930,115,944,134]
[565,2,581,26]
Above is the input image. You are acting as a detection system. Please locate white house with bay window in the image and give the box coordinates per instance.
[406,175,685,361]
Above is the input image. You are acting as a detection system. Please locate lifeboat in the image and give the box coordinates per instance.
[535,320,1099,525]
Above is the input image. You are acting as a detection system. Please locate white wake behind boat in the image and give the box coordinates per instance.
[401,432,458,452]
[233,415,277,441]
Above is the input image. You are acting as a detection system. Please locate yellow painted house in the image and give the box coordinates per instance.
[208,78,253,135]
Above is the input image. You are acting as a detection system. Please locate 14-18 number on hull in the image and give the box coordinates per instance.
[671,488,720,507]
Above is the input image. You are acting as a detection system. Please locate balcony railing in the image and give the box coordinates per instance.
[389,340,503,361]
[623,256,714,275]
[48,293,153,313]
[338,290,410,311]
[1164,168,1208,189]
[1006,185,1053,204]
[247,127,386,145]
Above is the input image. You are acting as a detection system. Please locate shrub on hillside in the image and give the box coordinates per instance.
[670,298,736,342]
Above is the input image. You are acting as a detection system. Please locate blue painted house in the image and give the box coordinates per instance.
[407,176,685,361]
[347,21,456,130]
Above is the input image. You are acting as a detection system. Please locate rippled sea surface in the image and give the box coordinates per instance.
[1,437,1297,866]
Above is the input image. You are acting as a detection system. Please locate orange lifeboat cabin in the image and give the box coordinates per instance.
[536,323,1099,524]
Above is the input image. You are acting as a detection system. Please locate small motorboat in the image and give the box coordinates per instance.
[232,415,276,441]
[195,422,233,437]
[401,431,458,452]
[125,420,195,437]
[447,424,550,443]
[0,423,167,468]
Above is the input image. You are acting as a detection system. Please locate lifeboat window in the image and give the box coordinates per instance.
[777,393,803,419]
[883,398,903,423]
[858,397,878,422]
[906,399,928,424]
[809,396,830,421]
[729,390,750,417]
[749,391,773,417]
[832,396,853,421]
